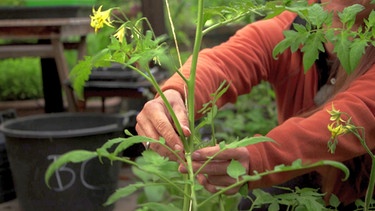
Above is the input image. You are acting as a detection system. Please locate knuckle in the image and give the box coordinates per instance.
[155,119,169,132]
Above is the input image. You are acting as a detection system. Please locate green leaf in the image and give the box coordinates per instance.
[239,182,249,197]
[145,185,167,202]
[113,136,159,156]
[329,194,341,208]
[104,183,145,206]
[338,4,365,28]
[301,31,326,71]
[366,11,375,28]
[99,137,127,151]
[69,57,93,99]
[227,160,246,179]
[226,136,275,149]
[349,39,368,72]
[45,150,97,187]
[321,160,350,181]
[291,27,309,52]
[140,202,181,211]
[112,51,127,63]
[306,3,329,28]
[273,30,300,58]
[334,32,352,72]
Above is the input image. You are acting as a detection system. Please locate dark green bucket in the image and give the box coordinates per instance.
[0,112,137,211]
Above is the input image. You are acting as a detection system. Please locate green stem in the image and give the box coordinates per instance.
[186,0,204,152]
[181,0,204,209]
[186,153,198,211]
[365,158,375,211]
[202,8,263,36]
[219,194,225,211]
[182,174,191,211]
[198,160,349,208]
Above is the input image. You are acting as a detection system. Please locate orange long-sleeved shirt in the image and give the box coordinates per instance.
[160,9,375,204]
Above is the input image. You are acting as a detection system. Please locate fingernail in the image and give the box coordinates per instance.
[175,144,183,151]
[179,165,187,173]
[183,126,191,135]
[192,151,200,160]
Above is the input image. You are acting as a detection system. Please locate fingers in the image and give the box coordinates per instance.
[192,145,249,161]
[196,174,241,195]
[179,146,250,195]
[182,160,231,176]
[135,89,189,160]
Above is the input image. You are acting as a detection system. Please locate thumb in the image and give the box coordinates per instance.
[165,89,191,137]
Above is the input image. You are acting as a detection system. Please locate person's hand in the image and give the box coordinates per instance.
[179,145,250,195]
[135,89,191,160]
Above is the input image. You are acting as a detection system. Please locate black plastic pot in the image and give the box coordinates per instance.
[0,109,17,204]
[0,133,16,203]
[0,112,138,211]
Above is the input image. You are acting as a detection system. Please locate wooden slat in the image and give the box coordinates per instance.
[0,44,54,59]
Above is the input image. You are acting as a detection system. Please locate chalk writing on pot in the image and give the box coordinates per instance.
[47,155,101,192]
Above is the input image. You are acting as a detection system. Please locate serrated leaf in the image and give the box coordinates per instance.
[100,137,127,151]
[45,150,97,187]
[112,51,127,63]
[104,183,145,206]
[334,32,352,72]
[113,136,159,155]
[301,31,325,71]
[227,160,246,179]
[338,4,365,28]
[306,3,328,27]
[349,39,368,72]
[273,30,299,58]
[69,57,93,99]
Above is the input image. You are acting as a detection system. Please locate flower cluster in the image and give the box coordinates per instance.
[326,104,356,153]
[90,6,114,33]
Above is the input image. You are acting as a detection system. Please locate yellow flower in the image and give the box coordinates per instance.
[327,103,344,123]
[327,123,347,139]
[114,24,125,43]
[90,5,113,33]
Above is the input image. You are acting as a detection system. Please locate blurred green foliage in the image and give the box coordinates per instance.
[0,58,43,101]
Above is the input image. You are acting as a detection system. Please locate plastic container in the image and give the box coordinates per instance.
[0,109,17,204]
[0,112,137,211]
[0,134,16,203]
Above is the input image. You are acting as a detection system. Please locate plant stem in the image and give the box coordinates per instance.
[187,0,204,149]
[165,0,183,68]
[181,0,205,210]
[365,158,375,211]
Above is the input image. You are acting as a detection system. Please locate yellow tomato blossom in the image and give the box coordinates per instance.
[327,123,347,140]
[114,24,126,43]
[326,103,344,123]
[90,5,113,33]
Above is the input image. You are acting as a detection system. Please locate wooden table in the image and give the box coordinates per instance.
[0,15,93,112]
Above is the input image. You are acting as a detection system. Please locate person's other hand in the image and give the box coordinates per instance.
[179,145,250,195]
[135,89,191,160]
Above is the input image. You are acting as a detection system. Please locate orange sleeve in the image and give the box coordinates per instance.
[160,11,297,113]
[246,66,375,203]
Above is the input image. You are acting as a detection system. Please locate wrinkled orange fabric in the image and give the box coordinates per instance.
[160,4,375,205]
